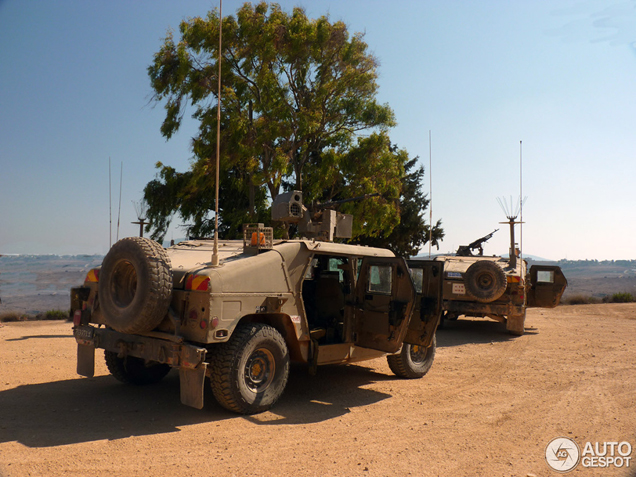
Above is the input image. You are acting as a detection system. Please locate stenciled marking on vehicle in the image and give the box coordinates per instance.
[452,283,466,295]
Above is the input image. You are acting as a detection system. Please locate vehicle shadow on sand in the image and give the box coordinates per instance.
[245,364,393,426]
[0,372,222,448]
[436,318,538,348]
[0,363,393,447]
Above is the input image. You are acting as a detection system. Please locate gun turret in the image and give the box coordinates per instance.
[271,191,379,241]
[456,229,498,257]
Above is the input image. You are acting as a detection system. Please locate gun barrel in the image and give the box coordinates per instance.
[468,229,498,248]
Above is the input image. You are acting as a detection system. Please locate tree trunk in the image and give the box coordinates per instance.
[248,172,255,221]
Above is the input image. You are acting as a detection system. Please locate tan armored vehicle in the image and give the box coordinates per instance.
[409,221,567,335]
[71,192,443,414]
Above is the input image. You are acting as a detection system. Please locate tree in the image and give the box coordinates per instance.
[144,2,442,250]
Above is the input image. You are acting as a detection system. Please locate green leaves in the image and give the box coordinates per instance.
[144,2,442,251]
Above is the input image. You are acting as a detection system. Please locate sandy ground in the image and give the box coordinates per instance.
[0,304,635,477]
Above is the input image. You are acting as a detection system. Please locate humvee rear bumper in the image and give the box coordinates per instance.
[443,300,524,318]
[73,325,208,409]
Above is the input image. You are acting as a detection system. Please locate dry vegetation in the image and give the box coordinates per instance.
[0,310,69,323]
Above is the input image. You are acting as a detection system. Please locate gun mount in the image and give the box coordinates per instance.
[272,190,378,242]
[456,229,498,257]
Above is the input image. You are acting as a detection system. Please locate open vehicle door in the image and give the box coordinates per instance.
[354,257,416,354]
[527,265,568,308]
[405,260,444,347]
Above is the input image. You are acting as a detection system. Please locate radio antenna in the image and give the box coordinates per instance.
[116,162,123,241]
[497,159,527,271]
[132,199,148,238]
[519,141,523,269]
[211,0,222,267]
[109,157,112,248]
[428,130,433,258]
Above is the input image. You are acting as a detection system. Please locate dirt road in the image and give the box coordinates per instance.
[1,304,635,476]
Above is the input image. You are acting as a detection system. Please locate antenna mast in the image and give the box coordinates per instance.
[211,0,223,267]
[109,157,112,248]
[116,162,123,241]
[519,141,523,269]
[428,130,433,258]
[132,200,148,238]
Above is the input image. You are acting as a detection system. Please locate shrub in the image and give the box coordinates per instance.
[40,310,70,321]
[564,294,601,305]
[0,312,27,323]
[608,292,635,303]
[0,309,70,322]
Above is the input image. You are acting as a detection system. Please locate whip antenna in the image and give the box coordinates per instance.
[116,162,123,241]
[109,157,112,248]
[428,130,433,258]
[212,0,223,267]
[519,141,523,268]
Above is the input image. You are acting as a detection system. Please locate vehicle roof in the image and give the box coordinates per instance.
[433,255,525,275]
[166,239,395,273]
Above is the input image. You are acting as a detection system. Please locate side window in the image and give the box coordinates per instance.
[368,265,392,294]
[328,257,345,282]
[536,270,554,283]
[410,268,424,294]
[304,258,318,279]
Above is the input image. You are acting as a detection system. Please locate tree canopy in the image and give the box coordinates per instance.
[144,1,443,254]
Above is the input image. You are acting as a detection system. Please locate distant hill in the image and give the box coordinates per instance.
[536,259,636,300]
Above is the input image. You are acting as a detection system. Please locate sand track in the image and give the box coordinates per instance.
[1,304,635,476]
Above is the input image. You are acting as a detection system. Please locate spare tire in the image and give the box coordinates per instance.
[464,260,507,303]
[99,237,172,334]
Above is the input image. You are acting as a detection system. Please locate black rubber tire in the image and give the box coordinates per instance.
[99,237,172,334]
[387,336,436,379]
[209,323,290,414]
[464,260,507,303]
[104,350,171,385]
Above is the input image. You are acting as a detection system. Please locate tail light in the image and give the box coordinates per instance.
[73,310,82,327]
[85,268,99,283]
[186,274,210,291]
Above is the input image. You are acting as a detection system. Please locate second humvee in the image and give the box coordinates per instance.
[409,223,567,335]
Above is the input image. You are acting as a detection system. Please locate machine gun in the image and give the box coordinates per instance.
[272,190,379,241]
[456,229,498,257]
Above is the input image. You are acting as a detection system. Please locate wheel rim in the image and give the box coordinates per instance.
[244,348,275,393]
[477,272,494,290]
[111,259,137,308]
[409,344,428,364]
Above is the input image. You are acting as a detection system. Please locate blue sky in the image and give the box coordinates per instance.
[1,0,634,260]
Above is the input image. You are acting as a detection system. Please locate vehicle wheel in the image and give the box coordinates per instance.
[104,350,171,385]
[387,336,436,379]
[209,323,290,414]
[506,313,525,336]
[464,261,507,303]
[99,237,172,334]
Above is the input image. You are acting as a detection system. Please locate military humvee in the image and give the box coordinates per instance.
[71,192,443,414]
[409,223,567,335]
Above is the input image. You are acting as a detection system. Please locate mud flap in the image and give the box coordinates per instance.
[77,343,95,377]
[506,314,525,335]
[179,363,208,409]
